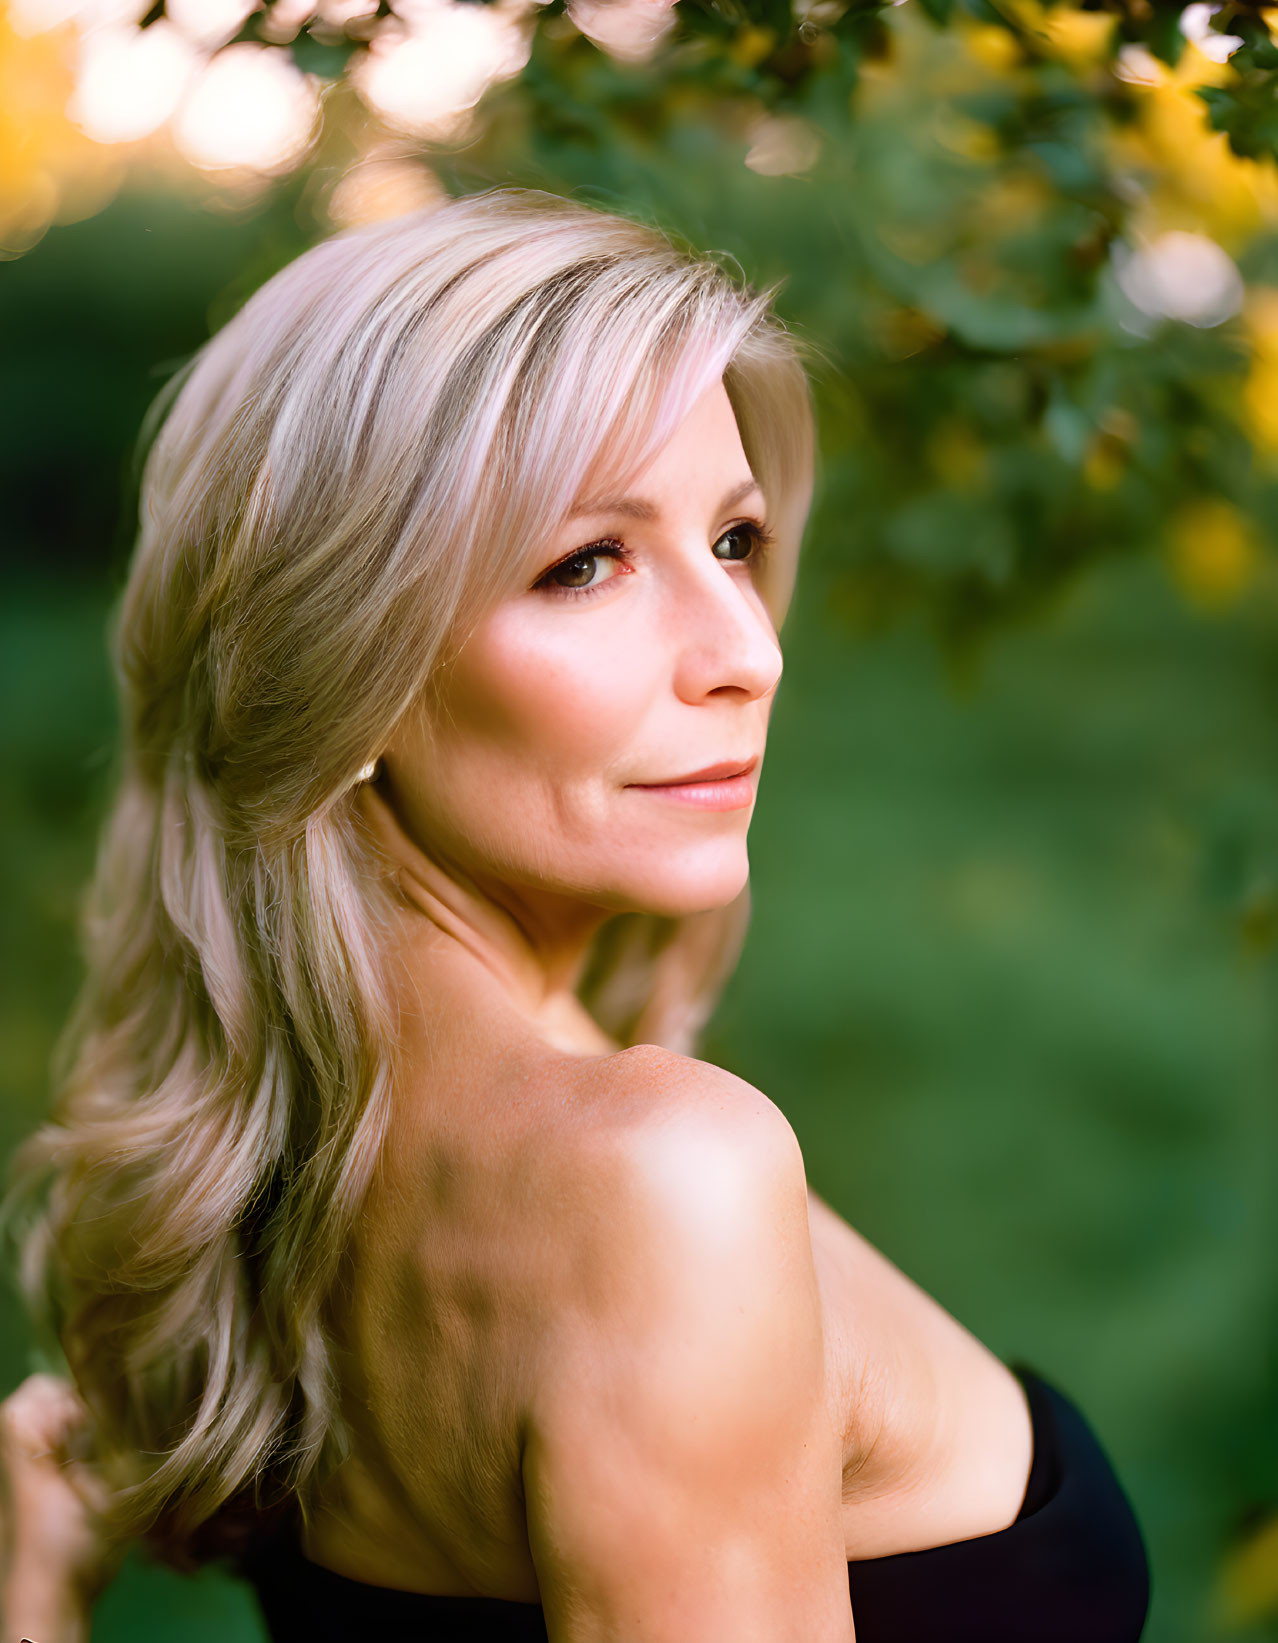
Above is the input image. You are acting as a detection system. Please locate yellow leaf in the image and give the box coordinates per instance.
[1165,498,1257,610]
[1042,7,1115,68]
[957,21,1022,75]
[1082,435,1125,491]
[730,24,775,70]
[1215,1513,1278,1628]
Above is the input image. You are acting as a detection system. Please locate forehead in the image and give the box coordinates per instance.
[563,380,754,521]
[565,475,763,524]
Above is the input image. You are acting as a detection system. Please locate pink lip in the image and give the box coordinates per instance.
[630,756,759,786]
[626,756,759,812]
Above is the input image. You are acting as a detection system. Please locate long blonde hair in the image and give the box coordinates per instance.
[2,186,817,1569]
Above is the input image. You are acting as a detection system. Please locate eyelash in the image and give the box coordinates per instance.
[534,520,778,601]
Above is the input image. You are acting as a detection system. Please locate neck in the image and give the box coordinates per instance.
[355,780,618,1054]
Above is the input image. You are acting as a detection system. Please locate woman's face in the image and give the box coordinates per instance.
[384,377,783,926]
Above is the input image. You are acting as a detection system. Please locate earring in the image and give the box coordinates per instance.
[355,758,380,785]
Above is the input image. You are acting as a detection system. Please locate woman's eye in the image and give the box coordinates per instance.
[537,541,630,597]
[534,520,775,601]
[551,549,624,591]
[714,521,774,562]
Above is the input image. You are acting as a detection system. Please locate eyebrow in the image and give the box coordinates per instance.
[566,477,764,523]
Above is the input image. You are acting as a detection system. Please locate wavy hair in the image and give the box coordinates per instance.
[1,186,817,1570]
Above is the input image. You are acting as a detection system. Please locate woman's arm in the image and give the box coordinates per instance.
[522,1067,855,1643]
[1,1374,117,1643]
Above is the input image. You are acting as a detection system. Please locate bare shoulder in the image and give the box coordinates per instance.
[577,1041,806,1186]
[531,1043,818,1415]
[521,1047,850,1642]
[548,1043,812,1305]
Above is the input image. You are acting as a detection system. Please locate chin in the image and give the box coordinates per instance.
[605,847,750,921]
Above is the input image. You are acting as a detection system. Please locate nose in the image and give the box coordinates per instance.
[665,548,783,707]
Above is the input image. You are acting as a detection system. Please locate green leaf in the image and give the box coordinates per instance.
[1141,8,1186,68]
[1043,382,1091,466]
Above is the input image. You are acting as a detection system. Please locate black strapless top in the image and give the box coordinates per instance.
[239,1362,1150,1641]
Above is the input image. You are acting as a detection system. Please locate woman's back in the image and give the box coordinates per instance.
[247,927,1148,1643]
[306,942,644,1600]
[297,909,862,1636]
[298,913,1039,1603]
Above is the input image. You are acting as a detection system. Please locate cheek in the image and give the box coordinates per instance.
[441,611,653,779]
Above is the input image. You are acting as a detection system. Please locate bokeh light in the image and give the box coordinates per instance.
[8,0,147,32]
[352,3,535,142]
[164,0,256,52]
[326,146,447,228]
[744,111,823,177]
[1112,231,1245,330]
[565,0,677,63]
[172,41,320,174]
[1179,2,1244,64]
[66,20,197,144]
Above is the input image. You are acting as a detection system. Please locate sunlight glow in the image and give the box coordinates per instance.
[353,5,534,141]
[1113,44,1164,86]
[1112,230,1244,329]
[320,0,382,24]
[67,20,197,144]
[172,42,321,173]
[166,0,257,51]
[256,0,380,39]
[566,0,677,62]
[327,152,448,227]
[1179,3,1244,64]
[8,0,148,35]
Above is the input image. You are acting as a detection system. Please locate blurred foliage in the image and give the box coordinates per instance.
[7,0,1278,652]
[2,2,1277,1641]
[126,0,1278,171]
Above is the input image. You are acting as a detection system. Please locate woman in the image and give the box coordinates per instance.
[1,187,1149,1643]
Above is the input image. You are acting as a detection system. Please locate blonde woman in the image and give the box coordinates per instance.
[1,188,1149,1643]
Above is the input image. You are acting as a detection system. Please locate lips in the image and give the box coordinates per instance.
[631,755,759,786]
